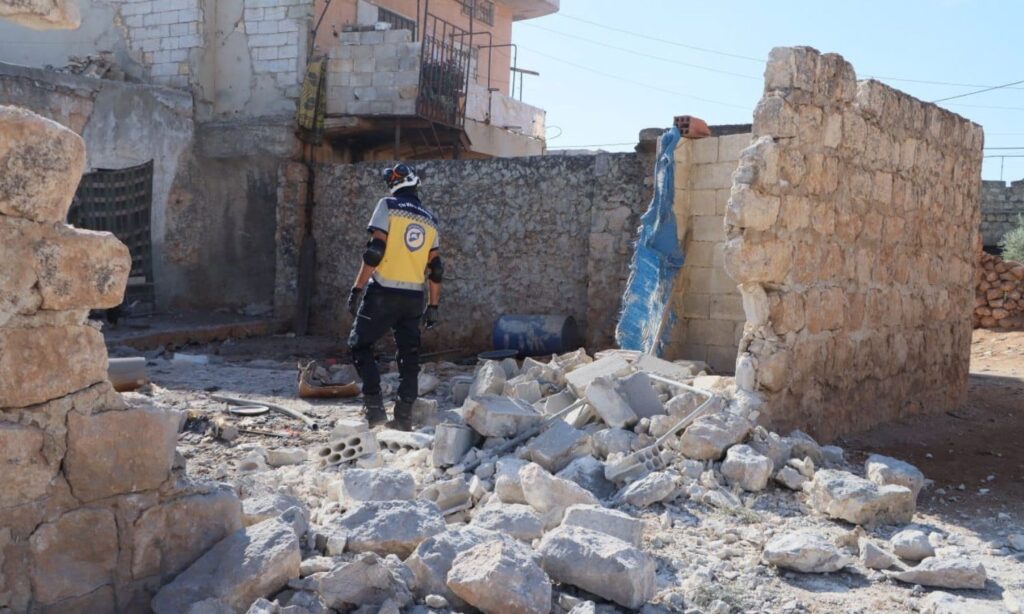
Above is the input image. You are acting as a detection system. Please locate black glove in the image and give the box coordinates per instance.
[422,304,439,329]
[348,287,363,318]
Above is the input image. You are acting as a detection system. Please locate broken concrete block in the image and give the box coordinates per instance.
[525,420,591,473]
[774,466,808,491]
[556,455,617,500]
[376,429,433,453]
[865,454,925,498]
[469,360,506,398]
[676,412,751,460]
[420,477,472,513]
[151,517,301,614]
[807,469,915,525]
[406,526,512,608]
[336,500,445,558]
[495,457,529,503]
[615,471,675,507]
[536,389,577,416]
[450,375,474,405]
[521,463,601,523]
[634,354,701,382]
[554,348,592,373]
[889,557,987,590]
[761,531,854,573]
[447,539,552,614]
[648,414,677,438]
[665,391,703,418]
[464,395,542,438]
[499,357,520,378]
[616,372,665,418]
[585,377,637,428]
[509,378,543,404]
[591,428,635,459]
[317,552,413,610]
[891,529,935,561]
[242,493,305,528]
[721,444,774,492]
[748,426,793,470]
[0,106,86,223]
[537,526,656,609]
[318,419,380,468]
[859,539,899,570]
[340,468,416,506]
[471,504,544,542]
[565,355,631,396]
[561,504,642,547]
[65,404,178,502]
[267,448,307,467]
[431,422,475,467]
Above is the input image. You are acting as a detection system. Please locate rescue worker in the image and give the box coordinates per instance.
[347,164,442,431]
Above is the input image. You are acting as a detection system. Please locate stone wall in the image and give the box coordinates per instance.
[980,179,1024,248]
[0,105,241,612]
[664,131,751,373]
[724,47,983,440]
[975,250,1024,329]
[309,152,652,351]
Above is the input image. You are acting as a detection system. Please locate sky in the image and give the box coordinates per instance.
[510,0,1024,181]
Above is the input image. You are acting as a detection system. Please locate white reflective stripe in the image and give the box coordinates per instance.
[371,275,425,291]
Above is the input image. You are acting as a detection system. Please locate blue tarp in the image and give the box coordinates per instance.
[615,127,685,355]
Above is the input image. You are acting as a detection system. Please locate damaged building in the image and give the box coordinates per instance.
[3,0,1023,613]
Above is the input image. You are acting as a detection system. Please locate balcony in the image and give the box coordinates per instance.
[498,0,560,21]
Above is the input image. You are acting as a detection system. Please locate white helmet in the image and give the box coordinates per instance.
[383,164,420,194]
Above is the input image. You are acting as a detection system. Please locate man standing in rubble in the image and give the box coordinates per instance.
[347,164,442,431]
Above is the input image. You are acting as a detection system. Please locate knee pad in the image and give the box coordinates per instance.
[363,238,386,267]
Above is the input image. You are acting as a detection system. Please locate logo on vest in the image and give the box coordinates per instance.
[404,223,426,251]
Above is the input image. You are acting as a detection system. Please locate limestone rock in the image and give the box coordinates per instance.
[469,360,506,398]
[761,531,854,573]
[406,526,510,608]
[889,557,987,590]
[565,354,630,396]
[0,0,80,29]
[748,426,793,469]
[242,493,305,527]
[65,404,178,502]
[556,455,617,500]
[464,395,541,438]
[419,476,471,513]
[151,517,301,614]
[921,591,1007,614]
[494,457,529,504]
[787,430,824,464]
[336,500,445,558]
[676,412,751,460]
[561,504,643,547]
[317,552,413,610]
[266,447,307,467]
[0,106,85,222]
[133,486,244,581]
[29,507,118,605]
[471,504,544,542]
[537,526,656,609]
[34,222,131,311]
[585,376,638,428]
[774,466,807,491]
[721,444,774,492]
[524,420,590,472]
[807,469,915,525]
[891,529,935,561]
[615,471,675,507]
[447,540,552,614]
[858,539,898,570]
[592,428,635,459]
[520,463,600,522]
[339,468,415,505]
[865,454,925,498]
[0,325,107,408]
[615,372,665,418]
[0,422,57,509]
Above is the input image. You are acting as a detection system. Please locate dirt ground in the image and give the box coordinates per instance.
[121,328,1024,613]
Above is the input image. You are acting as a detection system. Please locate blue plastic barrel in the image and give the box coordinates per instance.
[492,315,582,357]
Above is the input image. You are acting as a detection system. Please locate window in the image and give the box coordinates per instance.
[459,0,495,26]
[378,6,416,36]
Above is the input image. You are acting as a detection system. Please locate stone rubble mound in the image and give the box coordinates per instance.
[138,345,996,613]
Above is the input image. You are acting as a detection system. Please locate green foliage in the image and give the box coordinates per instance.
[1000,214,1024,263]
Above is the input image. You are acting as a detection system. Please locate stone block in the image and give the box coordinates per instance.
[336,500,445,558]
[29,508,118,605]
[718,133,752,162]
[761,530,854,573]
[0,422,56,508]
[725,184,781,231]
[807,469,915,525]
[591,428,635,459]
[556,455,617,500]
[0,325,107,408]
[865,454,925,498]
[133,487,244,581]
[520,463,600,523]
[464,395,541,438]
[494,457,529,503]
[151,517,301,614]
[676,411,751,460]
[691,137,718,164]
[339,468,416,505]
[891,529,934,561]
[65,405,178,502]
[584,377,637,428]
[721,444,773,491]
[562,504,643,546]
[241,492,304,527]
[470,504,544,542]
[525,420,590,473]
[447,539,552,614]
[0,106,86,223]
[469,360,506,398]
[615,372,665,418]
[565,354,630,396]
[615,470,675,507]
[431,422,475,467]
[889,557,987,590]
[406,526,511,609]
[691,214,727,242]
[419,477,471,513]
[383,29,412,43]
[266,447,306,467]
[318,552,413,610]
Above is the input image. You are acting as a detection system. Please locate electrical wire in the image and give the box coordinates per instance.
[519,23,761,80]
[520,45,753,110]
[932,79,1024,103]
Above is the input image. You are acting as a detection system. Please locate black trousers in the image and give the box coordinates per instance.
[347,287,422,402]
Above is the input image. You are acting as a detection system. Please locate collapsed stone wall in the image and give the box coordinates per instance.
[975,250,1024,329]
[724,47,983,440]
[980,178,1024,248]
[0,106,241,612]
[665,131,752,373]
[311,153,653,351]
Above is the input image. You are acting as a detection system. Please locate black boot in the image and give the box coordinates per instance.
[387,398,414,431]
[363,394,387,427]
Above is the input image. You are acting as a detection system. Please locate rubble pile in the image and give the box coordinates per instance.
[975,250,1024,329]
[0,106,244,612]
[156,344,1008,613]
